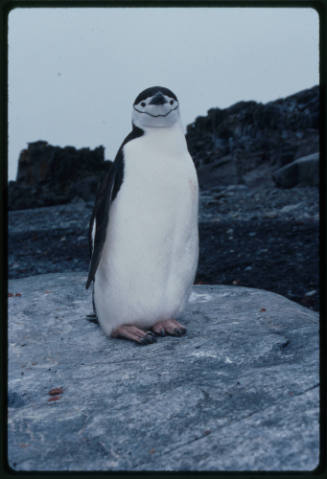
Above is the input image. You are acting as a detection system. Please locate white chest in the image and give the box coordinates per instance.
[121,126,198,210]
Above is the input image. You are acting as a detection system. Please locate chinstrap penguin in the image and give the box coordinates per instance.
[86,86,199,344]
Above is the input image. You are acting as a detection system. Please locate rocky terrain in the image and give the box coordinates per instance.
[7,86,320,311]
[8,274,319,471]
[186,85,319,189]
[8,142,111,210]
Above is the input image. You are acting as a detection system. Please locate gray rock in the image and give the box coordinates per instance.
[8,273,319,471]
[272,152,319,188]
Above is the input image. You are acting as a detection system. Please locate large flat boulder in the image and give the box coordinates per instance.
[8,273,319,471]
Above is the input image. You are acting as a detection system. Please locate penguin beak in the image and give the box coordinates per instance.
[149,92,167,105]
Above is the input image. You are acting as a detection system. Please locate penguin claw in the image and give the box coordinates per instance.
[176,327,187,336]
[173,328,183,336]
[139,333,157,345]
[151,319,187,337]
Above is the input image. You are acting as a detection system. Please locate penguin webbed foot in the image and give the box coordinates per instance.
[111,325,157,345]
[151,319,187,337]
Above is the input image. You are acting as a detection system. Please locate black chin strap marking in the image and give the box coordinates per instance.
[134,105,178,118]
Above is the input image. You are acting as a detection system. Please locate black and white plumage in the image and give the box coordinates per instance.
[86,86,199,344]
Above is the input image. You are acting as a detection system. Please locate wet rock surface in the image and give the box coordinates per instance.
[8,273,319,471]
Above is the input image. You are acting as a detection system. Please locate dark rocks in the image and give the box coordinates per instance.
[8,273,319,471]
[8,141,112,210]
[197,218,319,311]
[186,86,319,188]
[272,152,319,188]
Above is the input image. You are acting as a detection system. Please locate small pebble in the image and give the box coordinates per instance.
[305,290,317,297]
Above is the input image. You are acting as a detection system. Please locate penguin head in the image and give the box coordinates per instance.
[132,86,180,129]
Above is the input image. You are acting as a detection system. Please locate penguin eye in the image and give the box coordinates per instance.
[169,100,174,105]
[141,102,146,107]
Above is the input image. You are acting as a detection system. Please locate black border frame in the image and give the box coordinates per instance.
[1,1,325,478]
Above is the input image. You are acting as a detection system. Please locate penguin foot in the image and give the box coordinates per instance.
[111,325,157,345]
[151,319,187,337]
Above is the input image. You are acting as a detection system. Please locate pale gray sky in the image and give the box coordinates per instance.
[8,7,319,180]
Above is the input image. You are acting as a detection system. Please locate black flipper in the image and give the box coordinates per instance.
[85,125,144,290]
[86,284,99,323]
[85,163,117,289]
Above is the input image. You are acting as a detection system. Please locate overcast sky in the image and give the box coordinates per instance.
[8,7,319,181]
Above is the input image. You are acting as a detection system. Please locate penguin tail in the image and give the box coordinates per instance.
[86,313,98,324]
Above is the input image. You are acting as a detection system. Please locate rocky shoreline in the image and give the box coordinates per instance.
[8,184,319,312]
